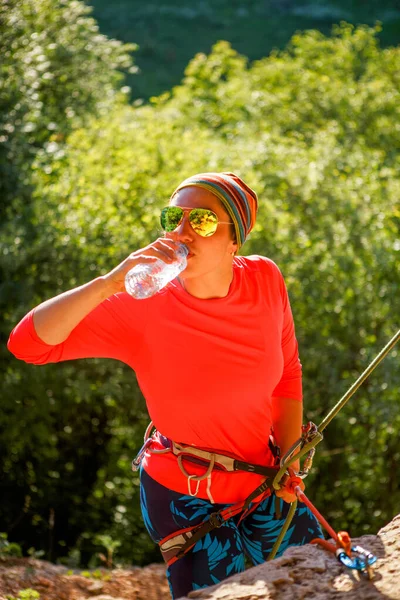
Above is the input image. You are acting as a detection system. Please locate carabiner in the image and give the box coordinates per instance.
[131,438,153,471]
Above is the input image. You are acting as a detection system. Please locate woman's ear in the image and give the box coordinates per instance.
[229,240,239,256]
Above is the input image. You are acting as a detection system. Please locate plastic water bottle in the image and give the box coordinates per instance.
[125,243,189,299]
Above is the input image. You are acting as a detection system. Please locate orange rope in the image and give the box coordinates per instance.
[294,485,339,543]
[311,538,336,553]
[295,486,354,559]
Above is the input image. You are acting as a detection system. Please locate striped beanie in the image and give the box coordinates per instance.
[171,172,258,248]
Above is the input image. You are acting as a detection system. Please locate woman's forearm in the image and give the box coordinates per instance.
[271,396,303,470]
[33,276,115,345]
[29,237,185,346]
[32,237,184,346]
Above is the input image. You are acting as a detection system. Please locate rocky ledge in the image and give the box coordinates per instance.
[1,515,399,600]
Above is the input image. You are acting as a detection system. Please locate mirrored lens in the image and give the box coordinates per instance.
[189,208,218,237]
[160,206,184,231]
[160,207,219,236]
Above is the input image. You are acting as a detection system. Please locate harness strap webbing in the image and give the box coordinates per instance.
[159,476,276,566]
[170,439,279,478]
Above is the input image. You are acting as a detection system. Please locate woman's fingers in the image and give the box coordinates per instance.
[133,238,181,264]
[149,238,180,262]
[104,238,183,294]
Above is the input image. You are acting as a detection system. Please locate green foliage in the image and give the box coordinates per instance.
[94,534,121,568]
[76,568,111,580]
[6,590,40,600]
[0,0,143,566]
[2,10,400,568]
[88,0,400,99]
[27,547,45,559]
[0,0,135,218]
[0,533,23,558]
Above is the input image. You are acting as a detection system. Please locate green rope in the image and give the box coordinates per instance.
[267,328,400,562]
[318,328,400,433]
[267,500,298,561]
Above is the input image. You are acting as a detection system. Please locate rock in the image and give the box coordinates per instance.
[0,516,399,600]
[90,596,125,600]
[0,561,169,600]
[87,580,104,592]
[180,514,400,600]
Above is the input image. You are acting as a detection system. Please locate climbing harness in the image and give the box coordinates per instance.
[133,426,283,565]
[133,328,400,573]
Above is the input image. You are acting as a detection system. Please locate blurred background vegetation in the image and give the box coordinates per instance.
[90,0,400,99]
[1,0,399,568]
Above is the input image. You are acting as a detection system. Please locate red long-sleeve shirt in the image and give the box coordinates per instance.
[8,255,302,503]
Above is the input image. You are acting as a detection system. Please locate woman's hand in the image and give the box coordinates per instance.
[103,237,182,295]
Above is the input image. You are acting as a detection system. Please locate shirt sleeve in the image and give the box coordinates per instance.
[7,293,148,368]
[271,267,303,401]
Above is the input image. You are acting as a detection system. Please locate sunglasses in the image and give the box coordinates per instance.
[160,206,233,237]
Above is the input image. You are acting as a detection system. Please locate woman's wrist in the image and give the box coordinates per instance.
[98,274,122,298]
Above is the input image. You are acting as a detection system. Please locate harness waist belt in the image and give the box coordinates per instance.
[162,437,279,478]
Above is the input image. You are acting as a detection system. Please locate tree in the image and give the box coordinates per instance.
[0,0,136,219]
[2,21,399,564]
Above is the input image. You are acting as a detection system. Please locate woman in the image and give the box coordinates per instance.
[8,172,322,598]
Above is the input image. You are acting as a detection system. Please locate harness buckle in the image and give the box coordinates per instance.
[209,512,224,528]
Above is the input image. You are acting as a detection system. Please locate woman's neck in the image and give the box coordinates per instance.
[179,266,235,299]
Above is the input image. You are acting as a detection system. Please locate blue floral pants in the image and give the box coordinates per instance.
[140,468,323,599]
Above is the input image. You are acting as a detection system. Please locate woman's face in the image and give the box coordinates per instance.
[166,186,238,279]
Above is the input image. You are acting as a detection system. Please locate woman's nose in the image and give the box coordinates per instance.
[169,215,194,243]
